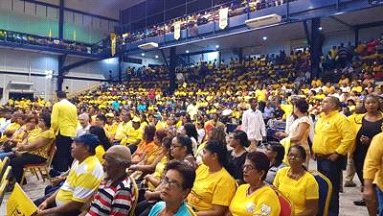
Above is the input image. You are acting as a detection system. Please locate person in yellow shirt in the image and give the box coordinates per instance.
[363,132,383,216]
[123,117,144,154]
[113,110,132,144]
[105,113,118,140]
[313,96,354,216]
[255,85,267,112]
[229,151,281,216]
[51,91,78,172]
[187,141,237,215]
[274,145,319,216]
[89,126,112,164]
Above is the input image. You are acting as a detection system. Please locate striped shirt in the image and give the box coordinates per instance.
[86,175,135,216]
[56,156,104,206]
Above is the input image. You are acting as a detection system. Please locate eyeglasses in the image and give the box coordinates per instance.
[287,154,302,159]
[161,177,182,190]
[242,164,255,171]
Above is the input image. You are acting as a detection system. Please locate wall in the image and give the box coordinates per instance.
[0,0,118,43]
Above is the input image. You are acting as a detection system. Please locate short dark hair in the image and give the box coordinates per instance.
[233,130,250,147]
[165,160,196,190]
[328,96,341,110]
[249,98,257,103]
[96,114,107,123]
[144,125,156,142]
[246,151,270,181]
[176,134,194,156]
[41,112,51,128]
[268,142,285,165]
[289,145,307,161]
[56,91,67,99]
[205,141,227,166]
[294,98,309,113]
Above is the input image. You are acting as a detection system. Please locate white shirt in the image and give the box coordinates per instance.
[197,128,205,144]
[187,104,198,120]
[241,108,266,141]
[77,124,90,137]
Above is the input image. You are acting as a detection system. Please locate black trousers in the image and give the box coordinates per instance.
[10,153,46,183]
[52,134,73,172]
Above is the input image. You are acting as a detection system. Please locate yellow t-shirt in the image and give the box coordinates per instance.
[114,121,132,141]
[121,127,143,146]
[255,89,267,102]
[95,145,105,164]
[29,128,55,159]
[273,167,319,215]
[187,164,237,211]
[229,184,281,216]
[148,156,168,190]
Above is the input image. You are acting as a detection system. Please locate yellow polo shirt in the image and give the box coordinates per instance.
[51,99,78,137]
[312,111,354,155]
[364,133,383,190]
[121,126,143,146]
[229,185,281,216]
[56,156,103,206]
[114,121,132,141]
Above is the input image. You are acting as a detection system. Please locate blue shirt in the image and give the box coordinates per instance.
[149,201,192,216]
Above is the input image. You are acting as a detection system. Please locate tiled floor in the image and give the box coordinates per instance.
[0,164,369,216]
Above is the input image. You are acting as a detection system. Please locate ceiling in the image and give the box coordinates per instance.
[37,0,145,19]
[131,5,383,60]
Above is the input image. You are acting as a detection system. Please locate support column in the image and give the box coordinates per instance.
[59,0,64,40]
[57,55,66,92]
[354,28,359,47]
[57,0,65,92]
[118,53,122,83]
[310,18,322,80]
[169,47,177,94]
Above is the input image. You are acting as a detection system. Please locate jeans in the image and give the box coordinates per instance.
[377,186,383,216]
[0,151,14,160]
[317,158,342,216]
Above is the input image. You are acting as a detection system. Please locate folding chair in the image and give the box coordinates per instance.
[0,157,10,181]
[0,179,8,207]
[309,170,332,216]
[273,188,295,216]
[1,166,12,185]
[129,175,139,216]
[20,141,56,185]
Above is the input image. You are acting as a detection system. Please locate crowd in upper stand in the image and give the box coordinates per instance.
[0,34,382,216]
[121,0,298,44]
[0,29,105,54]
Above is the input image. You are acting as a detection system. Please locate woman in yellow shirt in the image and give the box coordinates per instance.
[228,151,281,216]
[89,126,112,164]
[187,141,237,216]
[274,145,319,216]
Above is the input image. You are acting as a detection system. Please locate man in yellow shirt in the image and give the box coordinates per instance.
[51,91,78,172]
[313,96,354,216]
[363,132,383,216]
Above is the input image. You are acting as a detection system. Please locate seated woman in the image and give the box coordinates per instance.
[226,130,249,184]
[149,160,196,216]
[130,130,168,175]
[187,141,237,216]
[196,126,226,165]
[273,145,319,216]
[264,142,286,185]
[131,125,158,164]
[228,151,281,216]
[10,112,55,183]
[89,126,112,164]
[143,136,173,190]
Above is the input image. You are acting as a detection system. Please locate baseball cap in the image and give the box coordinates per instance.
[73,134,99,150]
[132,116,141,123]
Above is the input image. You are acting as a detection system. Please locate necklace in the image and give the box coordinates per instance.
[287,169,305,180]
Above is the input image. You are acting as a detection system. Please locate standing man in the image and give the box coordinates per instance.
[313,96,354,216]
[241,98,266,151]
[51,91,78,172]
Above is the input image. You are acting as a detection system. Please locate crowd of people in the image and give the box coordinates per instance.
[0,36,382,216]
[0,29,105,55]
[121,0,298,44]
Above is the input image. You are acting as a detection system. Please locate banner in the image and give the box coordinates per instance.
[110,33,116,57]
[219,8,229,30]
[7,183,38,216]
[174,23,181,40]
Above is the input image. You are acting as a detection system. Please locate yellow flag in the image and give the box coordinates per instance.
[110,33,116,56]
[73,30,77,41]
[7,183,38,216]
[174,23,181,40]
[48,28,52,38]
[219,8,229,30]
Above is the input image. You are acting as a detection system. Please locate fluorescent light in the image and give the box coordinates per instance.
[138,42,159,50]
[263,36,267,41]
[141,53,145,56]
[186,50,189,53]
[155,55,159,58]
[318,27,323,31]
[216,45,220,48]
